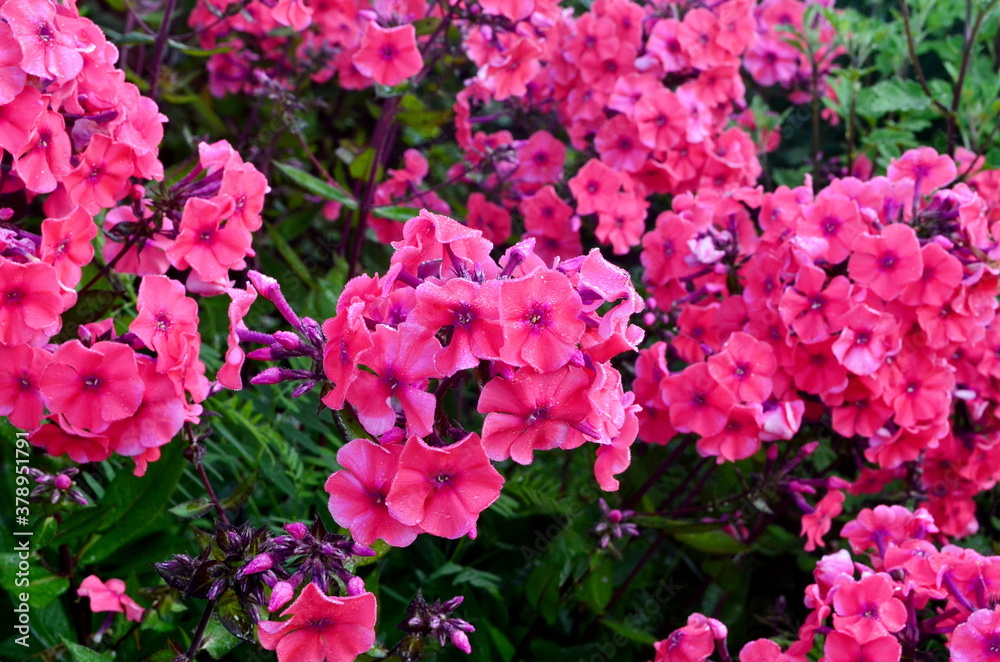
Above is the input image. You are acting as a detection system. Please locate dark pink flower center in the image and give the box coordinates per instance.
[878,251,899,271]
[379,43,398,61]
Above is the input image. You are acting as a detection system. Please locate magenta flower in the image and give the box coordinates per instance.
[478,365,593,464]
[39,340,144,433]
[949,606,1000,662]
[257,583,377,662]
[409,278,504,376]
[386,433,504,540]
[823,632,901,662]
[0,259,62,346]
[77,575,144,622]
[353,23,423,87]
[345,323,441,438]
[848,224,923,302]
[831,573,907,643]
[499,268,585,373]
[325,439,419,548]
[661,363,735,437]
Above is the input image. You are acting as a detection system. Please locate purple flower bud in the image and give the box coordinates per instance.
[54,474,72,490]
[240,553,274,576]
[450,630,472,654]
[352,542,376,557]
[268,580,296,613]
[250,367,312,385]
[346,576,366,596]
[274,331,303,351]
[248,271,302,330]
[284,522,308,540]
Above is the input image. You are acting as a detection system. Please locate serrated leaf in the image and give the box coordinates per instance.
[855,79,931,119]
[274,162,358,209]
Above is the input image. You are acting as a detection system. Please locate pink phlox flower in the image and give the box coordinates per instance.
[353,22,423,87]
[77,575,145,622]
[832,573,907,643]
[257,583,377,662]
[848,224,923,302]
[40,340,144,433]
[479,364,594,464]
[498,267,585,372]
[385,433,504,539]
[325,438,420,547]
[345,323,441,438]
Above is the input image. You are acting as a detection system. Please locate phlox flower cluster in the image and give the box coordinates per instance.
[186,0,842,260]
[102,139,268,295]
[220,209,645,547]
[156,519,382,662]
[634,146,1000,541]
[653,504,1000,662]
[0,0,165,211]
[0,0,267,473]
[743,0,841,105]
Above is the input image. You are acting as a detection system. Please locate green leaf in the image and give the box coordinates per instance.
[62,638,113,662]
[671,530,750,555]
[54,442,186,562]
[220,470,257,511]
[202,615,242,659]
[371,206,421,222]
[579,556,615,614]
[854,79,931,119]
[274,162,358,209]
[216,590,256,643]
[169,498,214,520]
[266,223,318,290]
[0,555,69,609]
[601,619,658,646]
[167,39,233,56]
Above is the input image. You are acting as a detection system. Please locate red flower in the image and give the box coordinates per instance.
[257,583,377,662]
[386,433,504,539]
